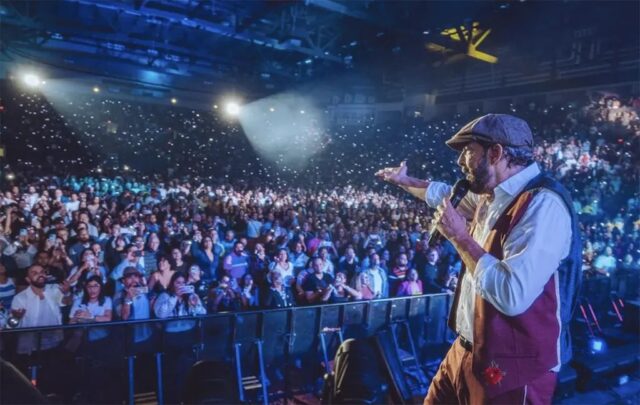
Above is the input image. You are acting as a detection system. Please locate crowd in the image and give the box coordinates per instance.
[0,89,638,348]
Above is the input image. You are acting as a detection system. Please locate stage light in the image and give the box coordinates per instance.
[213,104,218,110]
[225,101,241,116]
[5,173,15,181]
[123,165,130,171]
[22,73,42,88]
[269,107,275,112]
[96,167,103,173]
[299,110,305,114]
[170,98,177,104]
[588,337,606,353]
[93,86,100,93]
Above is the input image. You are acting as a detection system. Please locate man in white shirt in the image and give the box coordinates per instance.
[377,114,580,404]
[10,264,72,354]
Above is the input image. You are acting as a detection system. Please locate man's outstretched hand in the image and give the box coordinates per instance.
[375,161,409,186]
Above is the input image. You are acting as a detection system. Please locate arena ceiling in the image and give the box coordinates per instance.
[1,1,638,100]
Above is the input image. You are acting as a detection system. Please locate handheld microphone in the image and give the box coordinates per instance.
[428,179,471,247]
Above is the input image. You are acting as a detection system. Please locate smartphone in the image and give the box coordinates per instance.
[135,286,149,295]
[180,285,195,294]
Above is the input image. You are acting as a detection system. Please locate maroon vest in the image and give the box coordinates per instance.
[448,190,560,398]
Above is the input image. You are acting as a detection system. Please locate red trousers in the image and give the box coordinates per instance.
[424,337,557,405]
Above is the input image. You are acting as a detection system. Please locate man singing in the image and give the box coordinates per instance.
[377,114,581,404]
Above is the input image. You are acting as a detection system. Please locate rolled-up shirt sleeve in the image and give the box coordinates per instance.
[425,181,479,220]
[473,190,572,316]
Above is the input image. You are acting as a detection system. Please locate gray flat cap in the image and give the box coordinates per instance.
[445,114,534,151]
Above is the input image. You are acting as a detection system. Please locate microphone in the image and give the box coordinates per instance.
[428,179,471,247]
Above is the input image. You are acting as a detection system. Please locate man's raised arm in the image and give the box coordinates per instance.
[375,161,430,201]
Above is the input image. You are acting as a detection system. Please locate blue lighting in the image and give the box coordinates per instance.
[589,338,606,353]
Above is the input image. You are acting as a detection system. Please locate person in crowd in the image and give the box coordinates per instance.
[328,271,362,303]
[142,233,161,275]
[67,248,107,296]
[290,241,309,275]
[10,264,72,353]
[269,248,295,287]
[186,264,208,303]
[191,234,220,282]
[317,247,335,277]
[353,272,376,300]
[303,257,335,304]
[171,247,189,274]
[338,246,359,282]
[0,262,16,311]
[420,248,447,293]
[360,253,389,298]
[389,252,411,293]
[153,271,205,404]
[69,276,112,341]
[147,255,176,295]
[208,275,240,313]
[262,271,295,309]
[153,272,206,320]
[110,245,146,293]
[249,242,270,288]
[396,268,424,297]
[593,245,617,276]
[239,273,258,309]
[223,241,249,285]
[68,226,93,266]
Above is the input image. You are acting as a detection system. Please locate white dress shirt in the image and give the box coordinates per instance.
[11,285,65,354]
[426,163,571,349]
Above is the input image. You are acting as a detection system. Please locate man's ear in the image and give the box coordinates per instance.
[489,144,504,165]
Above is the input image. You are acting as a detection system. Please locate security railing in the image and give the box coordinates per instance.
[0,293,454,404]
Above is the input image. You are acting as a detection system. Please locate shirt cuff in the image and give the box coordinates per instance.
[425,182,452,208]
[473,253,500,297]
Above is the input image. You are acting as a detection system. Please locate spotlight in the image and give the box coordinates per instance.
[213,104,218,110]
[588,337,606,353]
[93,86,100,93]
[22,73,42,88]
[225,102,241,116]
[170,98,177,104]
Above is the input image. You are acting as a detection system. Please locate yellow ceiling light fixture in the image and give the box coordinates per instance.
[426,21,498,64]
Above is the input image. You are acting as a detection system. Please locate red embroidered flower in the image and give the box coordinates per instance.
[483,361,506,385]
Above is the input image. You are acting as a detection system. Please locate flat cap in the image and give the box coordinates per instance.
[445,114,534,151]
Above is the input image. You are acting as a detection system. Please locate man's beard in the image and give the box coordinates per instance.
[30,277,46,289]
[465,156,491,194]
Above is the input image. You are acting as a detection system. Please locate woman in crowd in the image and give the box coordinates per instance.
[147,255,176,298]
[153,272,206,320]
[262,271,295,309]
[328,271,362,303]
[269,248,295,287]
[354,272,376,300]
[67,248,108,295]
[396,268,424,297]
